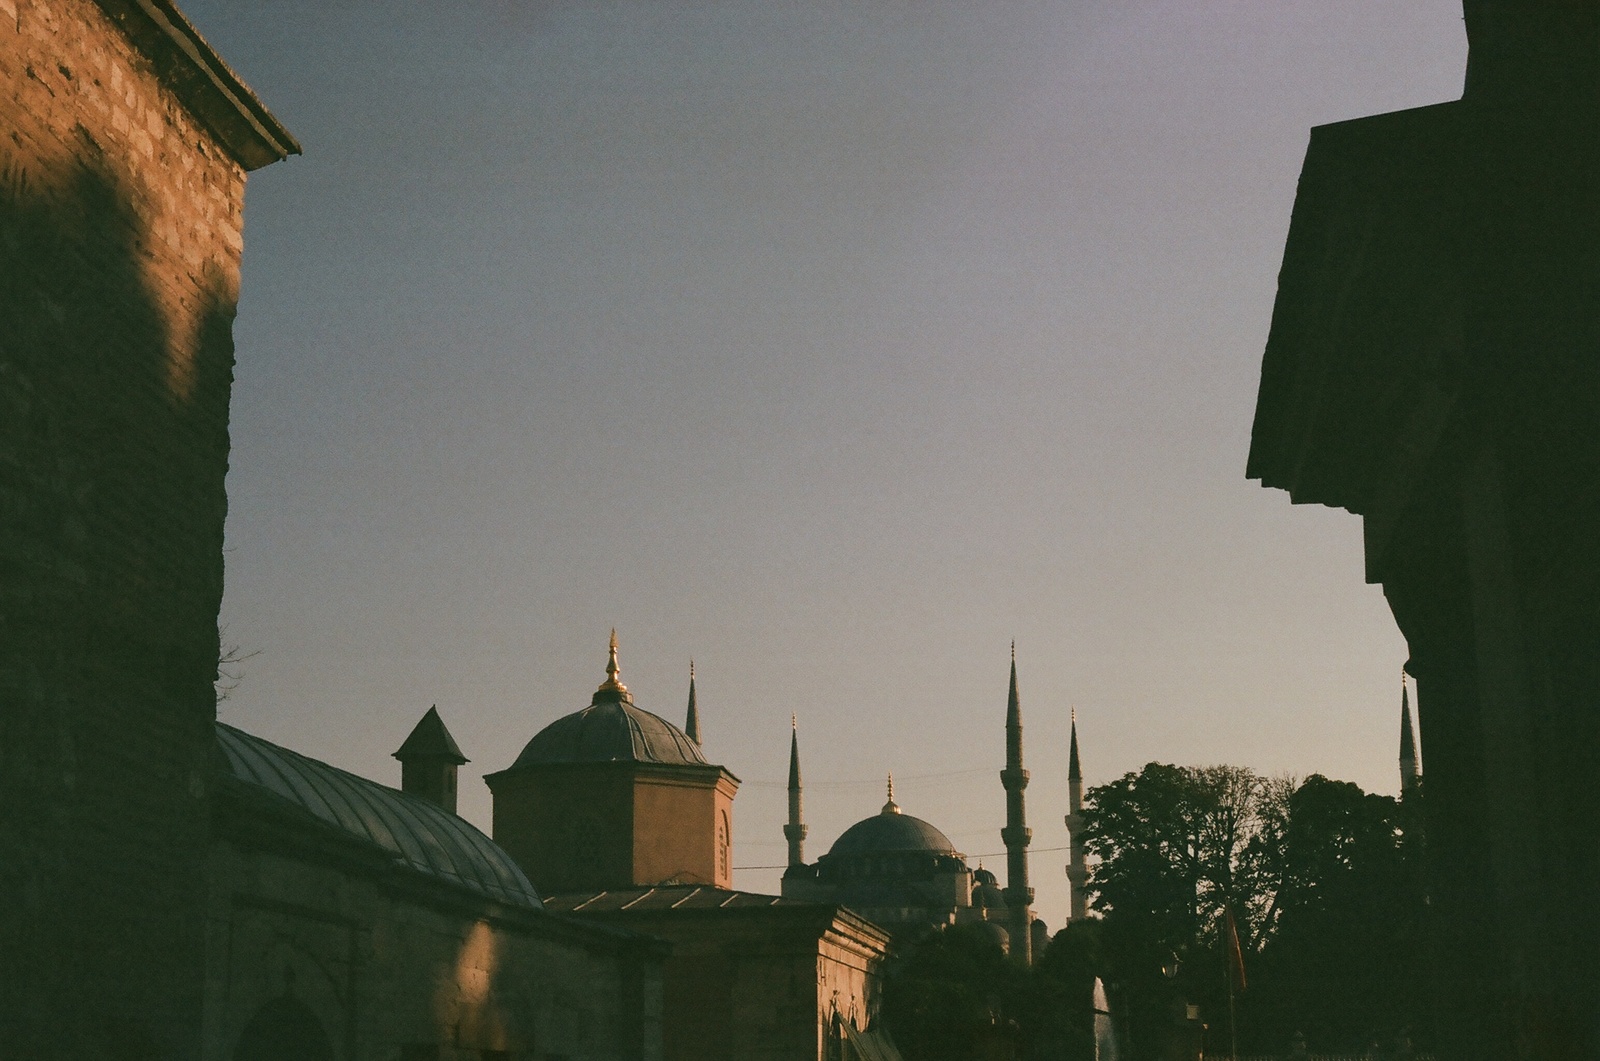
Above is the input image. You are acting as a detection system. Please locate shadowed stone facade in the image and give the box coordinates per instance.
[1249,3,1600,1056]
[2,6,667,1057]
[0,1,293,1054]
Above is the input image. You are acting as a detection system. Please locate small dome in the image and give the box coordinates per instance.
[827,807,959,858]
[513,696,707,768]
[971,866,1006,910]
[511,631,709,769]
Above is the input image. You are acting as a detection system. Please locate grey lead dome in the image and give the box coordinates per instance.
[826,809,959,857]
[512,694,708,768]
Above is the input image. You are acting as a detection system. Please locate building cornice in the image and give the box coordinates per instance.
[93,0,299,170]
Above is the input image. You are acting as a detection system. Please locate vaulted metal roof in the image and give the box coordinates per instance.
[217,722,540,908]
[511,697,710,769]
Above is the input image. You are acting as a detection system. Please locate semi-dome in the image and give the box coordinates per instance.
[510,632,708,769]
[826,777,959,858]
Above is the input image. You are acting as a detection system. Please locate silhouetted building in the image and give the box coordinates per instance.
[782,649,1054,963]
[1248,3,1599,1055]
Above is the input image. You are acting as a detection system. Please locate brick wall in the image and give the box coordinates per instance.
[0,0,251,1055]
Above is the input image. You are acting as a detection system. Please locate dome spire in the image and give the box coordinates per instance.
[882,772,901,814]
[595,628,630,699]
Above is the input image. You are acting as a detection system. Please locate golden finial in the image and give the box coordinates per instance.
[597,628,628,695]
[883,772,901,814]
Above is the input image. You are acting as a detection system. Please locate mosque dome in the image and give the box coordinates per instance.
[825,776,959,858]
[510,631,708,769]
[970,866,1007,912]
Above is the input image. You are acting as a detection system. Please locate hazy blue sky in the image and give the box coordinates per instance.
[187,0,1467,927]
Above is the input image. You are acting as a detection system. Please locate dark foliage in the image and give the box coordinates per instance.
[1079,764,1428,1059]
[881,923,1101,1061]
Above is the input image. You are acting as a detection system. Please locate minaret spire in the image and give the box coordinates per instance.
[784,714,807,867]
[1001,644,1035,965]
[685,660,702,745]
[1065,707,1088,921]
[1400,670,1420,802]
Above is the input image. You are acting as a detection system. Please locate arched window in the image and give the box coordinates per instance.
[233,996,333,1061]
[717,810,731,879]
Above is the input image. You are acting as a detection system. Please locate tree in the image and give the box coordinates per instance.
[880,922,1101,1061]
[1078,764,1427,1058]
[880,924,1026,1061]
[1247,776,1427,1052]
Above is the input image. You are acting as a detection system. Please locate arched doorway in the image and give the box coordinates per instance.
[233,996,334,1061]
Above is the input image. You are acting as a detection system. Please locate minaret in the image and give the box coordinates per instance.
[393,705,469,814]
[1000,642,1035,966]
[685,660,702,745]
[1400,672,1420,803]
[1065,708,1089,922]
[784,714,807,867]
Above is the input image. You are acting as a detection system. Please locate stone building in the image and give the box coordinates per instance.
[490,637,901,1061]
[2,3,668,1057]
[487,634,739,897]
[1248,3,1599,1055]
[209,715,666,1060]
[1,1,295,1054]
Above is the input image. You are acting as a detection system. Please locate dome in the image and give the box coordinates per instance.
[511,632,708,769]
[827,806,959,858]
[512,697,707,768]
[971,866,1007,911]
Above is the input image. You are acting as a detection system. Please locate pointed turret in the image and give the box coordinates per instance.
[394,705,469,814]
[1400,672,1420,802]
[784,714,808,867]
[1065,708,1088,921]
[1000,642,1035,965]
[685,660,702,745]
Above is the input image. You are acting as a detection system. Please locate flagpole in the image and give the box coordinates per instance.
[1227,971,1238,1061]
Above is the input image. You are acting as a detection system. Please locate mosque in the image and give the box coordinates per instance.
[776,645,1091,965]
[468,632,1095,1059]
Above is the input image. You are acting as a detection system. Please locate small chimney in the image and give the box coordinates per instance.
[393,705,469,814]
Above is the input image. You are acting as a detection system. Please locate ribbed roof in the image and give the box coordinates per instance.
[511,694,709,769]
[544,885,790,913]
[827,808,959,858]
[218,723,541,908]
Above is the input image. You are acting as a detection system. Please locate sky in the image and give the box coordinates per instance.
[185,0,1468,929]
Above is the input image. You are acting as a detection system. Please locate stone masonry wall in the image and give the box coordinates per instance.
[0,0,250,1055]
[206,840,665,1061]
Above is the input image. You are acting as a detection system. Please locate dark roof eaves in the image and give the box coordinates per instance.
[485,758,739,787]
[92,0,300,170]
